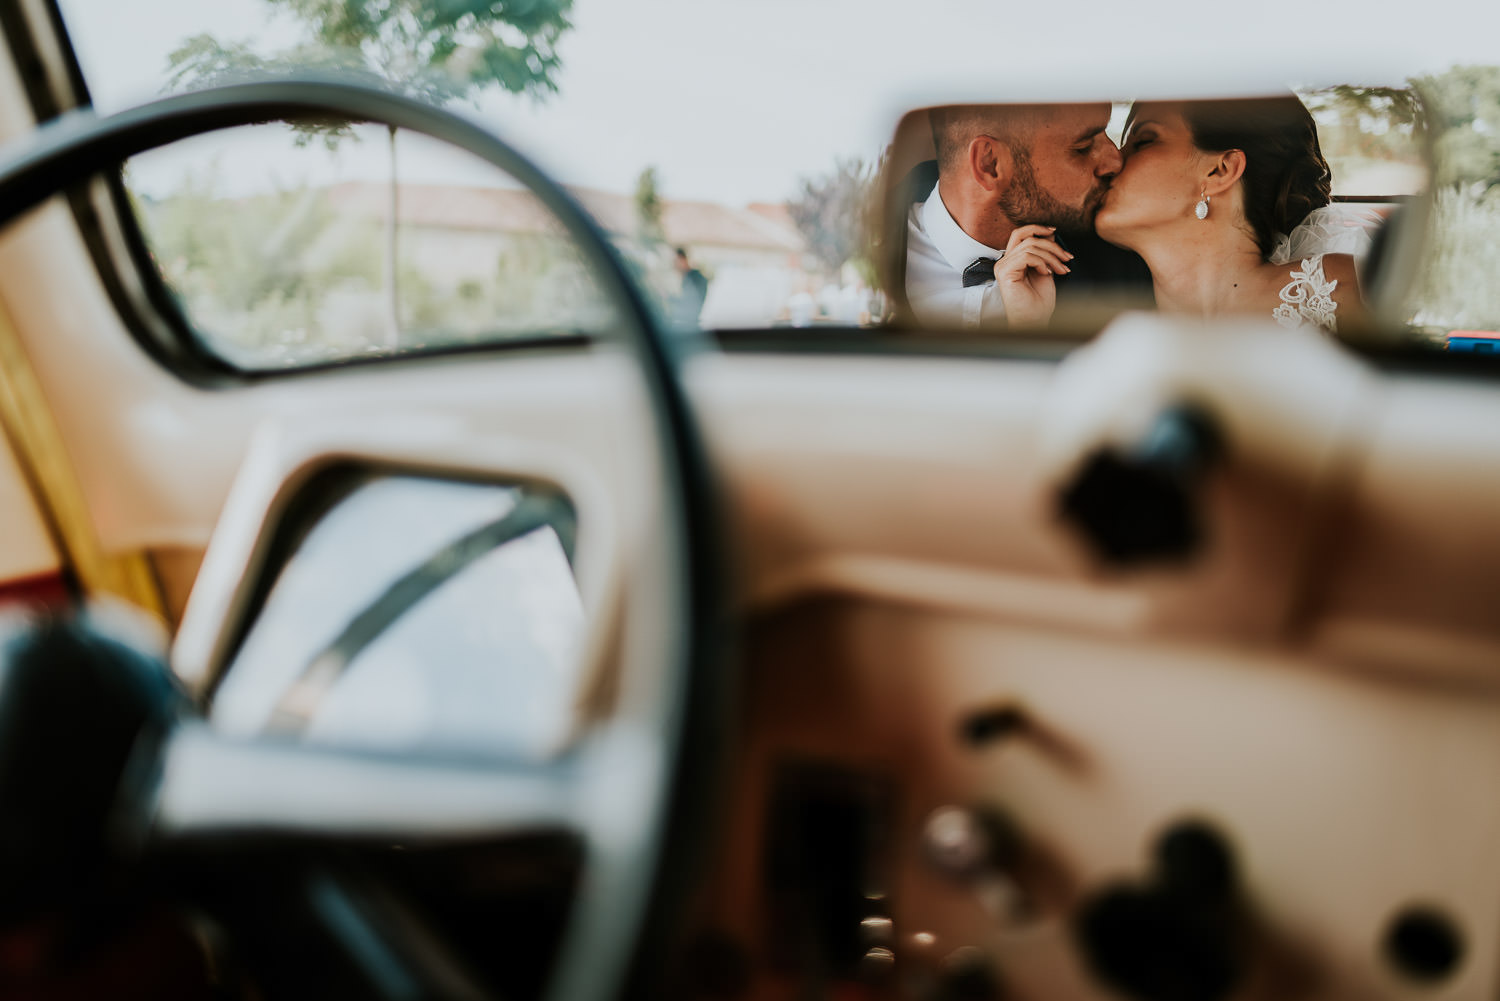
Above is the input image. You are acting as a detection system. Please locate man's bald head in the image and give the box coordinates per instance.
[929,104,1043,179]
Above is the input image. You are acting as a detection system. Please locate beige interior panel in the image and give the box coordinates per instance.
[0,6,59,587]
[706,598,1500,1001]
[677,342,1500,999]
[1310,375,1500,669]
[0,428,58,582]
[684,344,1500,680]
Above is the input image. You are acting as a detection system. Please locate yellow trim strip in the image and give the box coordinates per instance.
[0,291,163,617]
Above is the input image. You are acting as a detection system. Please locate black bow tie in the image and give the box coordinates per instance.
[962,256,998,288]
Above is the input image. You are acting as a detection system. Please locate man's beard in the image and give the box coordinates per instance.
[1000,148,1109,238]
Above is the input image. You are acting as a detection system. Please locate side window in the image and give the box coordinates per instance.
[1298,85,1430,340]
[1305,76,1500,349]
[1406,66,1500,347]
[127,124,616,369]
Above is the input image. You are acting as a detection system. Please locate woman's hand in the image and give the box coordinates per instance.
[995,224,1072,329]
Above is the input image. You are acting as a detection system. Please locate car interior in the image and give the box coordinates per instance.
[1,3,1500,1001]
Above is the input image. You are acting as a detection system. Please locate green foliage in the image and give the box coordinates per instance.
[137,155,611,367]
[399,230,608,343]
[633,166,665,247]
[1415,64,1500,191]
[1392,65,1500,335]
[1305,85,1425,133]
[158,0,578,360]
[165,0,573,149]
[167,0,572,105]
[266,0,571,81]
[787,156,881,276]
[1304,69,1500,336]
[1411,185,1500,331]
[1303,84,1427,178]
[165,36,381,146]
[139,165,385,364]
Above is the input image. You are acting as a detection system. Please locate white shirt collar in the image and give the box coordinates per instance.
[919,181,1007,275]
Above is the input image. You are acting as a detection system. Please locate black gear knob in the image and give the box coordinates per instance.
[1058,404,1224,566]
[0,610,187,926]
[1074,821,1245,1001]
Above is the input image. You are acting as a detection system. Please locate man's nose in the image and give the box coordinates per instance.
[1097,140,1123,177]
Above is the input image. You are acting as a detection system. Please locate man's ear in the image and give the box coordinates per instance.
[967,136,1012,193]
[1203,149,1247,197]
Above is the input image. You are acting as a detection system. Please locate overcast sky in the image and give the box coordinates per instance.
[56,0,1500,206]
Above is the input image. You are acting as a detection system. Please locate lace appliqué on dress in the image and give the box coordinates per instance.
[1272,254,1338,334]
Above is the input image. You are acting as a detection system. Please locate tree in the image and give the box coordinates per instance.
[787,156,880,279]
[1401,66,1500,333]
[166,0,574,347]
[633,165,666,249]
[1303,84,1426,168]
[1415,65,1500,191]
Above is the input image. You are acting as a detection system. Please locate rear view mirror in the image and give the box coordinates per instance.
[876,89,1432,341]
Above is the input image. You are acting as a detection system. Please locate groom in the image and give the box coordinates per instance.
[903,103,1151,329]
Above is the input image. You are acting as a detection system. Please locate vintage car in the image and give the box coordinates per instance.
[1,2,1499,1000]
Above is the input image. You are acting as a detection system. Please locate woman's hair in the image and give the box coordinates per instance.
[1131,96,1332,260]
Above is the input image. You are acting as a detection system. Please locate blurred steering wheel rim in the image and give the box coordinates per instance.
[0,74,729,1001]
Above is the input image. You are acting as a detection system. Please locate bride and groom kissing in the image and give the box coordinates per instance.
[904,98,1372,334]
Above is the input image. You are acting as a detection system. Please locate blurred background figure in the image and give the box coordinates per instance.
[672,246,708,327]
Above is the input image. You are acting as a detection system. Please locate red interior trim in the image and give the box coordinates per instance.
[0,570,73,610]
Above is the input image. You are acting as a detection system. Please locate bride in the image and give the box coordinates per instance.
[1004,95,1372,334]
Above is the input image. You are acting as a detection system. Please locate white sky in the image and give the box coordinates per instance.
[56,0,1500,206]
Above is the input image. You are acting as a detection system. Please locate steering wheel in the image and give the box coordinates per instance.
[0,78,723,1001]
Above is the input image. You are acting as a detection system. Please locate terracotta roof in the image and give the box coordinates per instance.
[746,202,796,227]
[322,181,805,253]
[324,182,559,233]
[658,198,803,252]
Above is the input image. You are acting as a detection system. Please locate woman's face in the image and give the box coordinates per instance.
[1095,105,1212,246]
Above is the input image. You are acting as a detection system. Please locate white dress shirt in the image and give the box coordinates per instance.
[906,182,1008,329]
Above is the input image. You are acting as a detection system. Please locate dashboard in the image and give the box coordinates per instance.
[676,341,1500,1001]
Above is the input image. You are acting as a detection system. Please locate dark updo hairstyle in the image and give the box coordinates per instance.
[1135,96,1332,261]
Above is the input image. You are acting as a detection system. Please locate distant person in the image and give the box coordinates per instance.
[672,247,708,327]
[905,103,1152,330]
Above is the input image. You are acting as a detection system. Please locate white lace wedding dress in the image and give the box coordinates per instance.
[1266,203,1383,334]
[1271,255,1340,333]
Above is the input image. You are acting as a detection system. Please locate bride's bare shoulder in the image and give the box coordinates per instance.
[1319,253,1359,288]
[1319,253,1369,322]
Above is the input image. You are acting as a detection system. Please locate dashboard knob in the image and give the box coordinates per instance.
[935,946,1003,1001]
[1058,404,1223,566]
[1074,821,1245,1001]
[922,805,1020,879]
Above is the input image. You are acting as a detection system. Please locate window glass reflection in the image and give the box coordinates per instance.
[213,477,585,760]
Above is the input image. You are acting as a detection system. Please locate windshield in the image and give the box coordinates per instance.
[48,0,1500,358]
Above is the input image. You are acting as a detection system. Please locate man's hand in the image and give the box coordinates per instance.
[995,224,1072,329]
